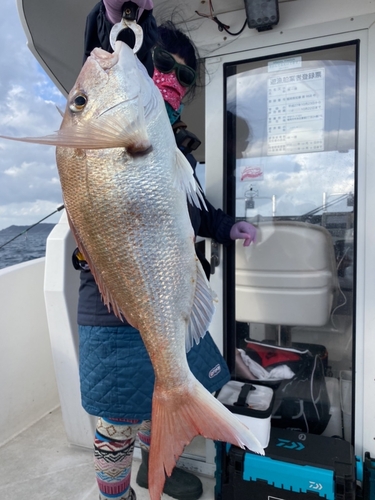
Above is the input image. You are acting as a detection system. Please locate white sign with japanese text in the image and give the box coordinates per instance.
[267,68,325,155]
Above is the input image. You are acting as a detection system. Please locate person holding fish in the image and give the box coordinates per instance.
[74,2,259,500]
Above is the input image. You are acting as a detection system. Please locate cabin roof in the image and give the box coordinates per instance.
[17,0,289,95]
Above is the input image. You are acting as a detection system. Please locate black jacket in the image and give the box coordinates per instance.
[187,153,234,245]
[83,1,157,76]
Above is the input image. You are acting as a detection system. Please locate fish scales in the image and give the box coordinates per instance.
[0,41,264,500]
[59,114,197,384]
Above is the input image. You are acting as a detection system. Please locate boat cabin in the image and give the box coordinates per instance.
[2,0,375,498]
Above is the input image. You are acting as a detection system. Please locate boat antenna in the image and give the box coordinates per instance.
[0,204,65,250]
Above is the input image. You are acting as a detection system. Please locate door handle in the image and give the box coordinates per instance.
[210,240,220,274]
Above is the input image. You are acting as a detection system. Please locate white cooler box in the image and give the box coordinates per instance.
[216,380,275,448]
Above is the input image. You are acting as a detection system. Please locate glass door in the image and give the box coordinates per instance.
[224,42,357,441]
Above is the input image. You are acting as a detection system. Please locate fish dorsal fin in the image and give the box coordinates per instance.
[56,105,64,117]
[175,149,207,210]
[0,98,150,153]
[186,260,217,352]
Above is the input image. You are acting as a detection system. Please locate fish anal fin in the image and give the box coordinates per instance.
[148,376,264,500]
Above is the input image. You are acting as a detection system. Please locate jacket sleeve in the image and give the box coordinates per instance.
[83,2,105,63]
[198,195,235,246]
[186,153,235,246]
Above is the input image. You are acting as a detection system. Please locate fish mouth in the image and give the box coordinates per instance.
[114,39,135,64]
[89,39,135,71]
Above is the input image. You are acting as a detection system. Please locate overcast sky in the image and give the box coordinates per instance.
[0,0,67,230]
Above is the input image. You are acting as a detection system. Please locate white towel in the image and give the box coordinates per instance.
[237,349,295,380]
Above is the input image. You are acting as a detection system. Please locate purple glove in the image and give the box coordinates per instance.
[104,0,154,24]
[230,221,257,247]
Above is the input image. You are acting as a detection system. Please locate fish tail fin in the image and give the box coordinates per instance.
[148,376,264,500]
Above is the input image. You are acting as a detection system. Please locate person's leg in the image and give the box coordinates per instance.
[136,420,203,500]
[137,419,151,452]
[94,417,141,500]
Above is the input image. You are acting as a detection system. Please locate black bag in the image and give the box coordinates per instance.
[245,341,331,434]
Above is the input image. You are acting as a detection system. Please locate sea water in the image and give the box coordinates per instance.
[0,224,55,270]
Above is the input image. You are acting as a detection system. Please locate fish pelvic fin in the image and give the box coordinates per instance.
[186,259,217,352]
[175,148,207,210]
[148,376,264,500]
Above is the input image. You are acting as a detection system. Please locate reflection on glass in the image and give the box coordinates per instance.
[225,43,356,442]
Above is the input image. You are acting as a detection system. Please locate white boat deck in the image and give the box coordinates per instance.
[0,245,216,500]
[0,407,215,500]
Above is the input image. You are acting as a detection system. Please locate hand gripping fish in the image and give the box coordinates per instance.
[1,41,264,499]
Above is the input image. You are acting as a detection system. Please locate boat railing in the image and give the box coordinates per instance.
[44,210,97,449]
[0,257,60,447]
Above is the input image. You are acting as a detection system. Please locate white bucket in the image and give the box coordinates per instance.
[340,370,352,442]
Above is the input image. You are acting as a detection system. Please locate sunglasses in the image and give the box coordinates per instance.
[153,47,197,87]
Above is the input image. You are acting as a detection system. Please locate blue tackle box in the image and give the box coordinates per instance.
[363,452,375,499]
[215,427,356,500]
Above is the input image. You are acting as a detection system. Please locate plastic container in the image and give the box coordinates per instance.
[216,380,274,448]
[216,428,356,500]
[363,452,375,500]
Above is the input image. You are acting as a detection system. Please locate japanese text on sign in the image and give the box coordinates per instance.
[267,68,325,155]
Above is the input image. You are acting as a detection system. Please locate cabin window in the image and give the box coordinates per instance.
[224,42,357,442]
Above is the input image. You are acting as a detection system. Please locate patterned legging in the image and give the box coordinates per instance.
[94,417,151,500]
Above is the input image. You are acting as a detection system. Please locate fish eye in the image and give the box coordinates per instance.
[70,94,87,112]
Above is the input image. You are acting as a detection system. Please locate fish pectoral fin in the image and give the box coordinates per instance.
[186,260,217,352]
[148,376,264,500]
[0,107,150,153]
[80,112,151,153]
[174,149,207,210]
